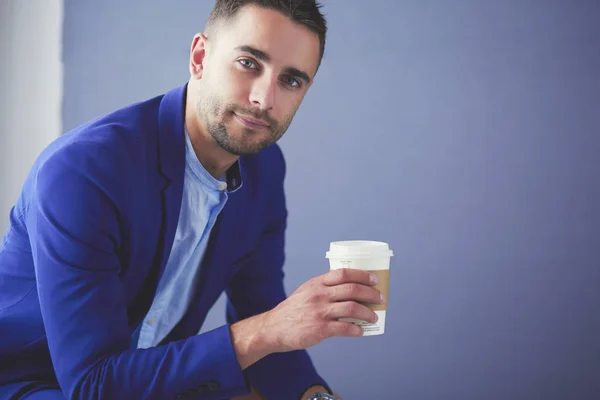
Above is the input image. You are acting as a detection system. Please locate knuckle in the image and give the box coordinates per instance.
[337,268,349,281]
[346,301,361,315]
[332,284,353,300]
[345,283,358,295]
[308,290,324,303]
[305,290,316,302]
[319,304,332,320]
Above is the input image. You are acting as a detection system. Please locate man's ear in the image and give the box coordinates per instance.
[189,33,208,80]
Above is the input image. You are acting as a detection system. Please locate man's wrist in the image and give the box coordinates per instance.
[230,313,273,370]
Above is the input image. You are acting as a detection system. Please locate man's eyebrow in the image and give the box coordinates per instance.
[235,45,270,62]
[235,45,312,85]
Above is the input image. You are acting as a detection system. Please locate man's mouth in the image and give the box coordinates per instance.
[234,113,270,129]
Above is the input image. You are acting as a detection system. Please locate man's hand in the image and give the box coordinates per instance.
[263,268,383,353]
[230,268,384,369]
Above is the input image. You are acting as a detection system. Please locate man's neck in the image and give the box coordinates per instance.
[184,95,238,180]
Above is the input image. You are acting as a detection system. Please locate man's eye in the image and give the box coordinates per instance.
[282,76,301,88]
[238,59,257,69]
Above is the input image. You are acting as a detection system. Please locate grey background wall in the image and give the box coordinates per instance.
[51,0,600,398]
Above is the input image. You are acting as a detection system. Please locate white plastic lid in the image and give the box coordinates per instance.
[325,240,393,259]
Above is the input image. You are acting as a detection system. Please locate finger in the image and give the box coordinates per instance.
[325,320,363,338]
[322,268,378,287]
[329,283,383,305]
[326,301,378,324]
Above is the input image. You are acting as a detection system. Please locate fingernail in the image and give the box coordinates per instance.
[370,273,378,285]
[380,293,385,303]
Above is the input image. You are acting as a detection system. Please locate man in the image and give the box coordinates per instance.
[0,1,383,399]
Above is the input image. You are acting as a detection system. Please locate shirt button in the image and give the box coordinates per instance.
[147,318,155,325]
[218,182,227,191]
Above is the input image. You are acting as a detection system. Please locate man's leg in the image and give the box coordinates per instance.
[2,381,262,400]
[231,386,264,400]
[21,389,65,400]
[0,381,66,400]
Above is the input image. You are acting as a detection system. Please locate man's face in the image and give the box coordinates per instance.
[193,5,321,156]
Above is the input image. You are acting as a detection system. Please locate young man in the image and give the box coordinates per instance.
[0,1,383,399]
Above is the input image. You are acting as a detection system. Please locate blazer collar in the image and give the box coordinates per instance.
[157,84,187,182]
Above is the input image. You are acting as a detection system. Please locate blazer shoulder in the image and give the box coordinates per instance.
[41,94,164,172]
[30,95,166,209]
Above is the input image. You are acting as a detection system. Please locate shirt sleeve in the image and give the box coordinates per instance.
[225,148,330,399]
[27,142,250,400]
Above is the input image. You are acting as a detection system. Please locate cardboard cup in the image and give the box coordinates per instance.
[326,240,392,336]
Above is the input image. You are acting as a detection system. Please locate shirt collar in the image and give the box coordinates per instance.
[224,159,243,193]
[184,126,243,193]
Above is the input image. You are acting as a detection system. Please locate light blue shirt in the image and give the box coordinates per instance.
[136,129,239,349]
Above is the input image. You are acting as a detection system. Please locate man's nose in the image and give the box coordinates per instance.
[249,75,276,111]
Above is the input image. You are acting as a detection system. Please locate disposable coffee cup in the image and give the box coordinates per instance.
[326,240,393,336]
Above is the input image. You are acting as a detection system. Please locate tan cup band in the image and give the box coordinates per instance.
[363,269,390,311]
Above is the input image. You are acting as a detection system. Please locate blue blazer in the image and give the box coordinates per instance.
[0,84,328,399]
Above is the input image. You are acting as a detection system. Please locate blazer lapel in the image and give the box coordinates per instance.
[154,84,187,281]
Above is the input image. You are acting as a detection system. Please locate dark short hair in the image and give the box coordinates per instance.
[206,0,327,68]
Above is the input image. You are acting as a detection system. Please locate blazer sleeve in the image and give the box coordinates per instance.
[27,142,250,400]
[225,148,331,399]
